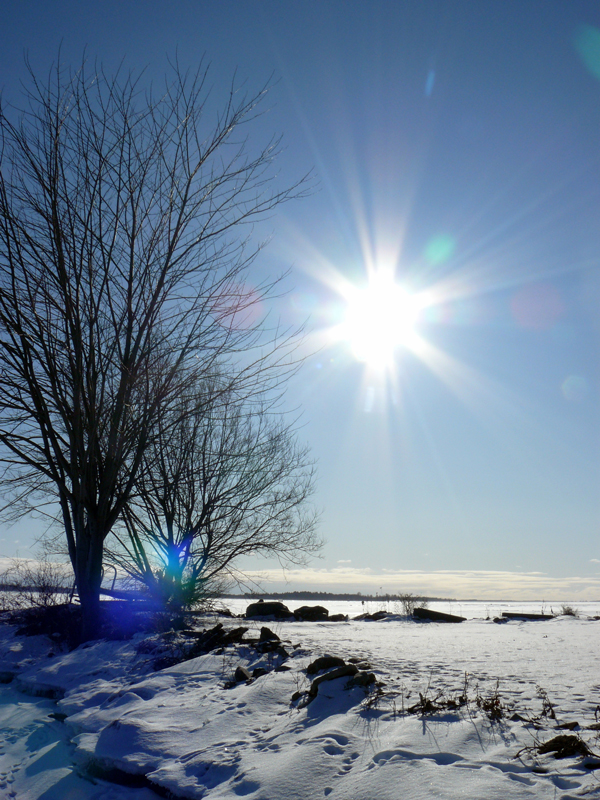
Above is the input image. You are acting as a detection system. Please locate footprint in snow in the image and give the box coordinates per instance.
[370,749,465,768]
[232,778,261,796]
[506,772,536,786]
[322,743,344,756]
[340,751,360,771]
[550,776,581,791]
[312,733,349,746]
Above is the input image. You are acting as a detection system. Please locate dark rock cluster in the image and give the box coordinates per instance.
[293,654,377,703]
[245,600,348,622]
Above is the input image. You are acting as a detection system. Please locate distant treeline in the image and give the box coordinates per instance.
[0,583,72,593]
[225,591,454,602]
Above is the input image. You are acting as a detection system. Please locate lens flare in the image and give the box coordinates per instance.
[510,283,564,330]
[424,234,455,265]
[561,375,588,403]
[575,24,600,82]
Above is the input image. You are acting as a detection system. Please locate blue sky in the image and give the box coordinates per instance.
[2,1,600,599]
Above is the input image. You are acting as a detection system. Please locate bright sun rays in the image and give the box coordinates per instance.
[289,238,511,425]
[285,229,450,391]
[281,166,571,422]
[338,274,426,369]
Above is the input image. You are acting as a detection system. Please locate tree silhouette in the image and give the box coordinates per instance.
[0,57,311,638]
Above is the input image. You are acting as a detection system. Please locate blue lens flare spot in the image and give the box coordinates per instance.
[425,69,435,97]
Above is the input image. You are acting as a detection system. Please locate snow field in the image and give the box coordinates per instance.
[0,602,599,799]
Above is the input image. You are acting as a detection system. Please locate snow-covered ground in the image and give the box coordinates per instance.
[1,600,600,799]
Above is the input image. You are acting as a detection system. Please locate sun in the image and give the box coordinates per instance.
[339,274,424,369]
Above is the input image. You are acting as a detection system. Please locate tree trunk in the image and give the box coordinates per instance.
[74,532,104,641]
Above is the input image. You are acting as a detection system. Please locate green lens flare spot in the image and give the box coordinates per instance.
[424,235,455,265]
[575,24,600,82]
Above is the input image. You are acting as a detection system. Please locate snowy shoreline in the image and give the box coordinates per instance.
[1,601,600,799]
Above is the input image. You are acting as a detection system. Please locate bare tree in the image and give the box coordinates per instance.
[108,383,320,609]
[0,556,73,612]
[0,57,308,638]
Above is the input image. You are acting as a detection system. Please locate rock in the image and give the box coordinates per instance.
[196,623,249,646]
[413,607,466,623]
[306,655,346,674]
[256,639,281,654]
[353,610,389,621]
[309,664,358,696]
[245,601,294,620]
[370,610,389,621]
[252,667,267,678]
[234,665,252,682]
[153,623,249,669]
[347,671,376,688]
[327,614,348,622]
[259,626,280,642]
[293,605,329,621]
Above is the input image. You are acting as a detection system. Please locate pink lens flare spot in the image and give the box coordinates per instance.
[510,283,565,330]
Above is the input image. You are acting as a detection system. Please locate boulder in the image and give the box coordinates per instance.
[353,610,389,621]
[293,605,329,621]
[256,639,281,654]
[347,670,376,688]
[234,665,252,682]
[245,601,294,620]
[413,607,466,623]
[259,626,280,642]
[306,654,346,674]
[309,664,358,696]
[155,623,248,668]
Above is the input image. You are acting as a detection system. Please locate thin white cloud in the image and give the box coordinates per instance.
[3,558,598,602]
[240,566,600,601]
